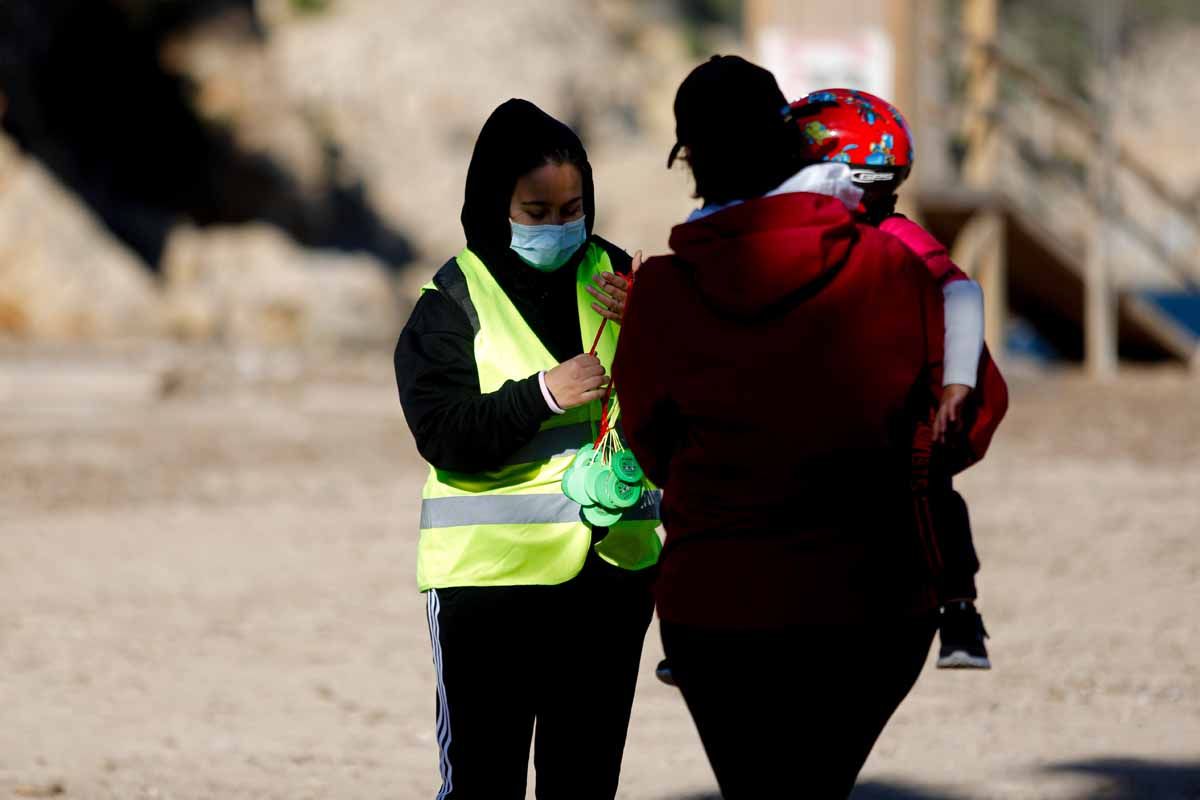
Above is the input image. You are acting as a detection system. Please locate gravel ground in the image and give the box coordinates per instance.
[1,344,1198,799]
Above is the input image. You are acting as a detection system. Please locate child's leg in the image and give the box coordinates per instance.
[932,487,991,669]
[933,489,979,603]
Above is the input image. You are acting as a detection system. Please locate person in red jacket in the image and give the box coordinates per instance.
[613,56,945,798]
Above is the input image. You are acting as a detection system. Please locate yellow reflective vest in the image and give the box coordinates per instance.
[416,244,661,590]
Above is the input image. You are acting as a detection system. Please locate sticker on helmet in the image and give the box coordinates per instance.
[828,144,860,163]
[866,134,895,166]
[804,121,833,145]
[851,170,894,183]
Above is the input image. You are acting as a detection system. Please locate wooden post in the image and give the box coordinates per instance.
[744,0,773,52]
[1086,0,1120,378]
[886,0,917,135]
[979,215,1008,351]
[961,0,1007,356]
[950,209,1007,350]
[962,0,999,187]
[887,0,921,220]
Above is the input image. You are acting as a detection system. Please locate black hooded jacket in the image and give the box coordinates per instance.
[394,99,631,473]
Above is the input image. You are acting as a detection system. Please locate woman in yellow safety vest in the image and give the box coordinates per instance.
[394,98,661,800]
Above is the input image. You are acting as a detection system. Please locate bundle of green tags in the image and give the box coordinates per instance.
[562,442,646,527]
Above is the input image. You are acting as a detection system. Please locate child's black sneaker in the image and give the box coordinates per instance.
[655,658,678,687]
[937,601,991,669]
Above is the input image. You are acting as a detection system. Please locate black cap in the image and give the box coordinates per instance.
[667,55,791,168]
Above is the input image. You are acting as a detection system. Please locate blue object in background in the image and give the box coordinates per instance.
[1140,291,1200,338]
[1005,316,1063,363]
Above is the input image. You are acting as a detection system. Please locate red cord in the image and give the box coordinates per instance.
[593,380,615,448]
[588,318,607,357]
[589,270,635,447]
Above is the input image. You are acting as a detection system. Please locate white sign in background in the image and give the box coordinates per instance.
[759,27,895,105]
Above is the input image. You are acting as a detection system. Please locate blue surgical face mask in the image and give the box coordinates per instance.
[509,216,588,272]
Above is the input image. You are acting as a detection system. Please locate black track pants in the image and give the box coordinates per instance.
[660,614,937,799]
[424,551,655,799]
[933,489,980,602]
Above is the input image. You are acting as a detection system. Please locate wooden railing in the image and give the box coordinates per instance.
[951,0,1197,371]
[978,41,1200,291]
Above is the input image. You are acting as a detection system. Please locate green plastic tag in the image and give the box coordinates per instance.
[612,450,644,484]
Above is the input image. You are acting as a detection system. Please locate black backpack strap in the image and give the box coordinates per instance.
[431,256,480,337]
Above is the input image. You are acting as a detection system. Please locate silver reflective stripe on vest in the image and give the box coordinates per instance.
[503,422,594,466]
[421,493,581,528]
[420,489,663,529]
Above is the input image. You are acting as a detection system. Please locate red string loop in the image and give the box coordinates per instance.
[588,270,635,449]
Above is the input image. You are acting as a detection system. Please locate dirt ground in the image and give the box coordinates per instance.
[1,343,1198,800]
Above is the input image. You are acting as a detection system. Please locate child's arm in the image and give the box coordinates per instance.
[877,215,984,441]
[937,277,984,441]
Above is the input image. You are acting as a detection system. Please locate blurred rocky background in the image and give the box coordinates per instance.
[0,0,1198,355]
[0,0,722,346]
[3,5,1200,797]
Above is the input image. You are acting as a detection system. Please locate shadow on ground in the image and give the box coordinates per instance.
[668,758,1200,799]
[669,782,966,800]
[1042,757,1200,799]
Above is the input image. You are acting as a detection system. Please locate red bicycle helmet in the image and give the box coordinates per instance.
[785,88,914,194]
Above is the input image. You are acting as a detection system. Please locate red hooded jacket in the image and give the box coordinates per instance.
[613,192,945,627]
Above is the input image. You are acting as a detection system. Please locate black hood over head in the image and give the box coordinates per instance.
[457,99,602,363]
[461,98,596,269]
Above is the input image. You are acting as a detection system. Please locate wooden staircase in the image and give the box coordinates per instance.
[917,187,1197,364]
[917,0,1199,367]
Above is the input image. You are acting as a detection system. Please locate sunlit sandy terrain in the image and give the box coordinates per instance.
[2,345,1197,799]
